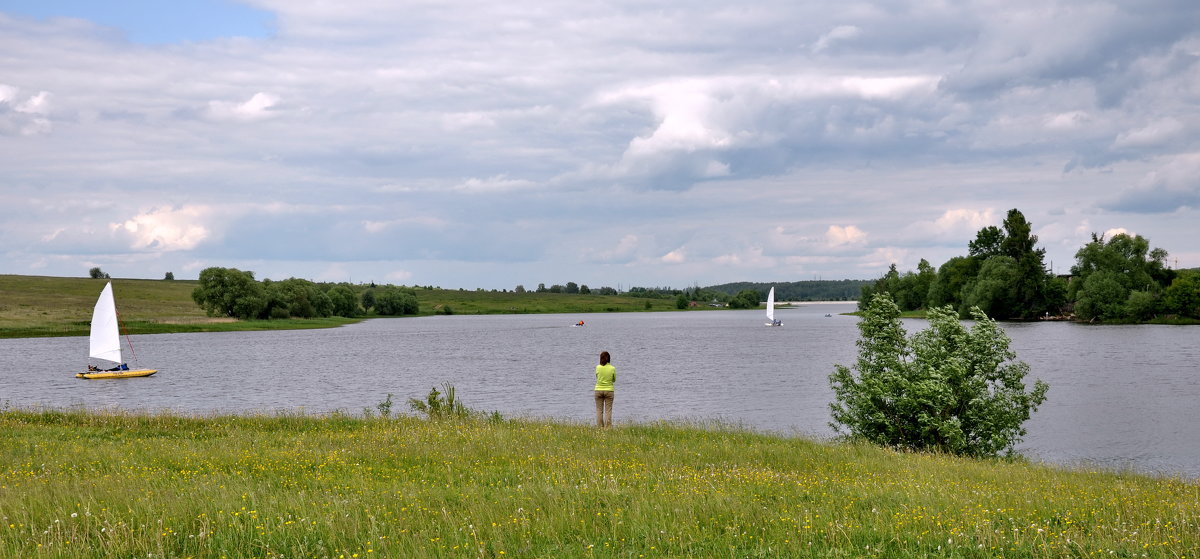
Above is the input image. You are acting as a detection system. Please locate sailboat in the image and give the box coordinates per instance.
[76,282,157,379]
[764,286,782,327]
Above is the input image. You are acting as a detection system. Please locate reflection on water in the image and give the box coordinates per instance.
[2,303,1197,478]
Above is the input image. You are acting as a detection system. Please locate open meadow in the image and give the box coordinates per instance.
[1,409,1196,558]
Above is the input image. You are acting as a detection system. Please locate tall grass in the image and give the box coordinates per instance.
[1,408,1195,557]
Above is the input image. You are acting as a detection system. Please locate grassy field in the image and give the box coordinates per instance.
[0,275,688,338]
[0,408,1195,558]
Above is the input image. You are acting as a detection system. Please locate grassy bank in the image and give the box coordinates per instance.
[1,409,1195,558]
[0,275,686,339]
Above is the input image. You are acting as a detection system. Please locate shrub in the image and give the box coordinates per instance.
[408,384,472,420]
[829,293,1048,458]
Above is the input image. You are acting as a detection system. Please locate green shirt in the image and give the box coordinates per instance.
[594,363,615,391]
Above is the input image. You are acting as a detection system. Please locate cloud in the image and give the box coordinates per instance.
[661,248,686,264]
[0,1,1197,284]
[0,84,52,135]
[812,25,861,53]
[825,225,867,247]
[712,246,774,268]
[903,208,997,244]
[454,175,538,192]
[1102,153,1200,213]
[207,92,280,121]
[585,234,640,264]
[117,206,214,251]
[1112,118,1185,150]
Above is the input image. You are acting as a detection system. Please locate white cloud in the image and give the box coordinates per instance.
[903,208,997,242]
[661,248,686,263]
[1102,227,1131,239]
[455,175,538,192]
[207,92,280,121]
[117,206,213,251]
[15,90,50,114]
[1044,111,1091,130]
[825,225,867,247]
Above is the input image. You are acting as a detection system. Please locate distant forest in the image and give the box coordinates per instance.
[703,280,869,301]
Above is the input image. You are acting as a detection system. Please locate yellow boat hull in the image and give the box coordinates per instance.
[76,369,158,379]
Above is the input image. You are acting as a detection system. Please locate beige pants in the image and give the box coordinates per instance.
[594,390,614,427]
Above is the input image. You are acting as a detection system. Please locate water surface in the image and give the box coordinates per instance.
[2,303,1196,478]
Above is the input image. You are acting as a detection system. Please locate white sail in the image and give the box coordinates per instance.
[88,282,122,364]
[765,287,775,322]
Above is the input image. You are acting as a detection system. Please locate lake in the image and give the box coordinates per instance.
[2,302,1197,478]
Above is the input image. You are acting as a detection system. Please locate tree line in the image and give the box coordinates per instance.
[191,267,419,320]
[862,208,1197,322]
[705,280,869,302]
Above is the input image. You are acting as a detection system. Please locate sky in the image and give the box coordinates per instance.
[1,0,1197,290]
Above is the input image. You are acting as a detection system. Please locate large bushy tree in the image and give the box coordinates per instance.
[374,286,419,315]
[829,294,1048,458]
[1162,270,1200,318]
[327,285,361,317]
[1069,233,1172,321]
[192,267,266,319]
[727,289,762,309]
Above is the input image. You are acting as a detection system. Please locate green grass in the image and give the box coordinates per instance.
[0,276,692,339]
[1,408,1195,558]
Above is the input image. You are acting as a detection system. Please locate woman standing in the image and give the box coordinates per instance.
[594,351,615,427]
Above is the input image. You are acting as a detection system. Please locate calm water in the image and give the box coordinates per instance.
[2,303,1197,478]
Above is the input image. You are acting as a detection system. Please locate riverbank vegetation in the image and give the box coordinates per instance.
[0,274,688,338]
[1,407,1195,558]
[860,208,1198,323]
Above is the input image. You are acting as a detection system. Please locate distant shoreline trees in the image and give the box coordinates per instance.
[860,208,1195,322]
[192,267,418,320]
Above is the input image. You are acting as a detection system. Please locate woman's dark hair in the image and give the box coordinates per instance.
[599,351,610,366]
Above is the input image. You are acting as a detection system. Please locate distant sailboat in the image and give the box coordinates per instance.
[76,282,157,379]
[764,286,782,327]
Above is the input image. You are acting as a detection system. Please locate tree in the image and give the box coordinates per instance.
[374,286,419,315]
[1162,270,1200,318]
[676,293,690,309]
[928,256,978,311]
[514,285,526,294]
[999,209,1053,319]
[89,267,110,279]
[579,284,591,294]
[191,267,266,319]
[327,285,361,317]
[728,289,761,309]
[1069,233,1172,321]
[968,225,1005,259]
[163,272,175,280]
[961,255,1019,319]
[565,282,579,294]
[829,294,1048,458]
[1073,270,1127,321]
[263,278,333,318]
